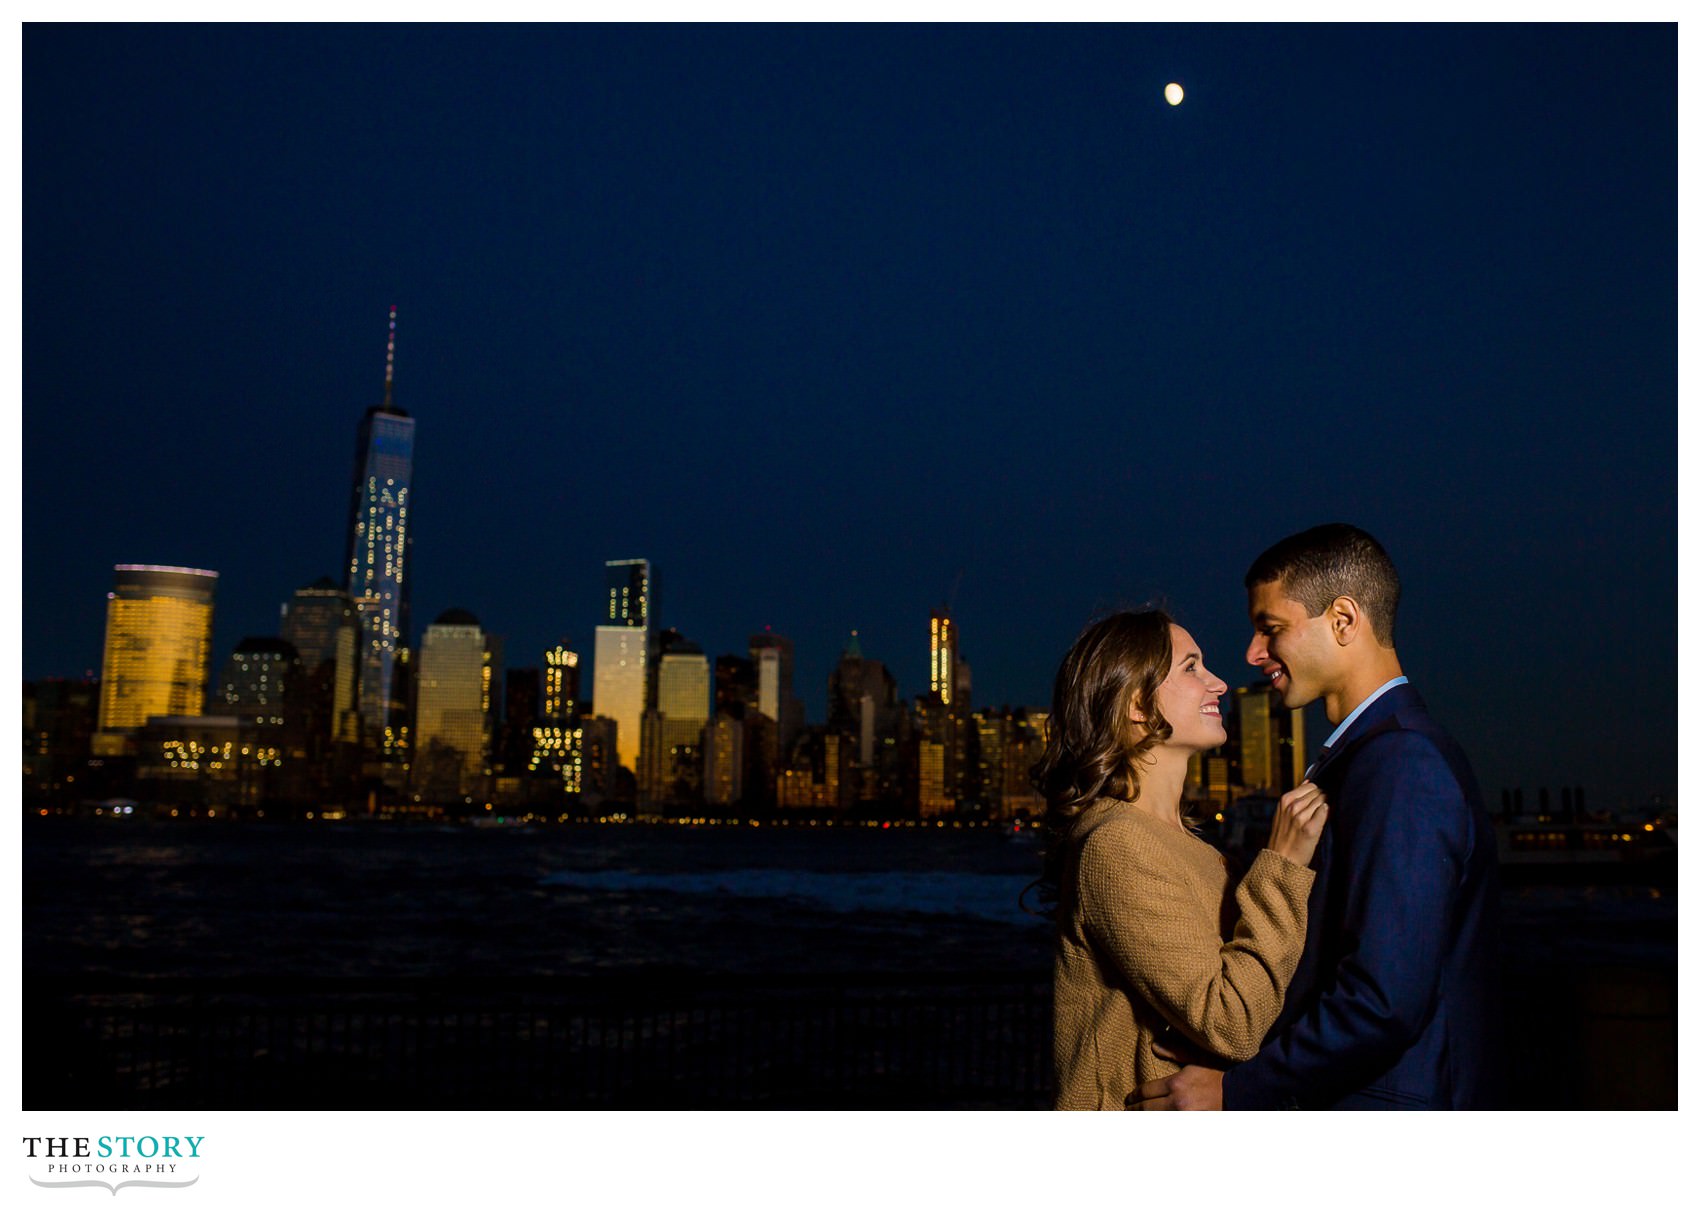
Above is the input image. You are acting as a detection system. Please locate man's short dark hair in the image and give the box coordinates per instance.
[1244,524,1401,645]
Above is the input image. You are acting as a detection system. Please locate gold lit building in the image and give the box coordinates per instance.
[929,609,956,706]
[593,558,653,771]
[1230,681,1308,794]
[94,565,218,755]
[413,609,491,796]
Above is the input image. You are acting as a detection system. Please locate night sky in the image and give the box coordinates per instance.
[23,24,1674,807]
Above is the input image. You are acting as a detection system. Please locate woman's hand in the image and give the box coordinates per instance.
[1265,781,1329,867]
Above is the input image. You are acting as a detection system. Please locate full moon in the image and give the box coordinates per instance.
[1165,82,1184,106]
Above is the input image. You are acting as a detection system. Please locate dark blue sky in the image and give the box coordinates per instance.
[23,24,1674,806]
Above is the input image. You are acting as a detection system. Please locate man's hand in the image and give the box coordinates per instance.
[1127,1064,1225,1111]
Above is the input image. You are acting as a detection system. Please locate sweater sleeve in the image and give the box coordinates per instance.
[1077,822,1315,1063]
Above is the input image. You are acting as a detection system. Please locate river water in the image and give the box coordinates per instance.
[22,818,1674,983]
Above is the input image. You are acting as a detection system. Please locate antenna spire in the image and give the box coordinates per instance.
[382,305,397,409]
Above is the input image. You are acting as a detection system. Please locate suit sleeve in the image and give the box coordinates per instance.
[1078,820,1314,1063]
[1222,732,1471,1108]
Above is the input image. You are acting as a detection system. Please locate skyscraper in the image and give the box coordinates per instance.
[94,564,218,755]
[1228,681,1307,795]
[345,306,415,763]
[647,638,711,803]
[413,608,490,797]
[280,577,360,746]
[592,558,653,771]
[215,637,302,727]
[827,631,898,763]
[929,608,957,706]
[749,629,803,752]
[543,643,580,721]
[703,713,744,806]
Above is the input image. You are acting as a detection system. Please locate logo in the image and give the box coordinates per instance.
[23,1136,203,1196]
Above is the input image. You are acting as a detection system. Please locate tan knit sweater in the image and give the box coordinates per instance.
[1052,798,1315,1110]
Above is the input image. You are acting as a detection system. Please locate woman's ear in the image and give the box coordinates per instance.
[1128,697,1146,724]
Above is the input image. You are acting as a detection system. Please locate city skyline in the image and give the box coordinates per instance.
[23,24,1675,807]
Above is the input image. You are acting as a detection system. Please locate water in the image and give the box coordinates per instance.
[22,818,1673,984]
[23,819,1053,982]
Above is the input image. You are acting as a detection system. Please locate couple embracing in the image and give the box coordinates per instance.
[1037,523,1502,1111]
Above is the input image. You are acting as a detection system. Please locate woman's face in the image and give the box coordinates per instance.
[1147,624,1229,752]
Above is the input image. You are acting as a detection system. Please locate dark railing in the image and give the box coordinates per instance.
[27,971,1054,1110]
[26,960,1675,1109]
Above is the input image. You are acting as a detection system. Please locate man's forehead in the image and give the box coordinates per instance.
[1247,580,1304,617]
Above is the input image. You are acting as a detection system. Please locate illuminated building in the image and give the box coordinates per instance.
[216,637,302,728]
[929,608,957,706]
[1228,681,1307,794]
[544,644,580,720]
[281,577,360,747]
[657,642,711,758]
[640,639,711,804]
[529,719,585,796]
[137,714,279,807]
[576,715,619,799]
[703,713,744,805]
[23,677,99,799]
[94,565,218,756]
[413,609,490,796]
[749,630,803,751]
[778,730,852,813]
[918,738,951,817]
[593,559,653,771]
[1006,710,1047,818]
[827,632,898,764]
[972,707,1047,820]
[344,306,415,762]
[524,642,585,792]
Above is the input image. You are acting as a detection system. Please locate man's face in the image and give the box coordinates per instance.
[1245,578,1335,709]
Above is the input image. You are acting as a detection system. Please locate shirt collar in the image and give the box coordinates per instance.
[1321,676,1409,751]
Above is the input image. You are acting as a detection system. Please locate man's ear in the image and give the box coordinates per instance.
[1327,595,1365,646]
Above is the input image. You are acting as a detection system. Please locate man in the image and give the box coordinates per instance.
[1132,523,1501,1109]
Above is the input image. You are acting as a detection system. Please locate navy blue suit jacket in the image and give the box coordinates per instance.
[1221,683,1503,1109]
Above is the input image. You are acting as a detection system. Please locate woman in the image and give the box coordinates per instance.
[1033,610,1328,1111]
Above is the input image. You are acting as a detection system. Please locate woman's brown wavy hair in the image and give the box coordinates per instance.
[1025,610,1175,913]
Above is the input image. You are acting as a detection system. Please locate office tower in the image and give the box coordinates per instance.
[650,639,711,803]
[593,558,653,771]
[703,713,744,806]
[501,667,540,774]
[543,643,580,721]
[1228,681,1306,795]
[918,737,951,817]
[929,608,957,706]
[657,642,711,752]
[1004,709,1047,819]
[713,653,758,715]
[94,565,218,755]
[280,577,360,746]
[344,306,416,761]
[576,715,619,799]
[413,609,490,796]
[778,729,852,813]
[749,629,803,751]
[22,677,99,799]
[974,710,1008,816]
[216,637,302,727]
[827,632,898,763]
[529,642,585,793]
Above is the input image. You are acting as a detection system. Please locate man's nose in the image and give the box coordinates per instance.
[1245,635,1266,666]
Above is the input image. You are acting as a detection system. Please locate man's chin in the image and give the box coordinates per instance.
[1275,682,1313,709]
